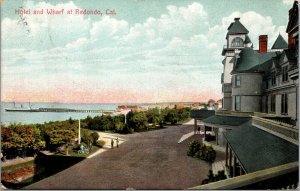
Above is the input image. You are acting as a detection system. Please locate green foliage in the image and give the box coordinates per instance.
[86,115,126,132]
[43,120,77,150]
[84,107,190,133]
[161,108,191,125]
[187,140,201,157]
[68,117,75,124]
[81,129,93,146]
[202,170,226,185]
[187,140,216,162]
[146,108,162,125]
[177,108,191,121]
[90,132,99,145]
[1,124,46,158]
[132,111,148,131]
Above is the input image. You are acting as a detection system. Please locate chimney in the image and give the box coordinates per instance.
[288,34,295,49]
[259,35,268,53]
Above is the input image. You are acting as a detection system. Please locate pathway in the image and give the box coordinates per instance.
[1,157,34,167]
[87,132,126,159]
[212,160,226,175]
[26,119,211,190]
[177,131,194,143]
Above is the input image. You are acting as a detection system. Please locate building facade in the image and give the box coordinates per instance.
[221,18,249,110]
[221,2,299,127]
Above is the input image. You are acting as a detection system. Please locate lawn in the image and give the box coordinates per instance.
[1,160,34,171]
[55,145,101,158]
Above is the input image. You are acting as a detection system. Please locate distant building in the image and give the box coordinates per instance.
[174,104,185,109]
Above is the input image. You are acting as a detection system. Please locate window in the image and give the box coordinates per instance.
[281,94,288,114]
[282,65,289,82]
[271,95,276,112]
[235,96,241,111]
[231,37,243,47]
[271,72,276,86]
[235,75,241,87]
[265,81,269,89]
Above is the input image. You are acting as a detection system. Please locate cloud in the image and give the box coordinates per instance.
[2,1,91,50]
[209,11,287,49]
[282,0,295,5]
[122,2,208,45]
[6,2,281,102]
[91,16,129,37]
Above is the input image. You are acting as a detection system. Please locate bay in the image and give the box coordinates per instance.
[0,102,118,125]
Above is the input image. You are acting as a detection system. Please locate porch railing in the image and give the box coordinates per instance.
[189,162,298,190]
[216,110,253,117]
[252,116,298,143]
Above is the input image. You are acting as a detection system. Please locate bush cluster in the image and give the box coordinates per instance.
[84,115,126,133]
[1,119,80,159]
[84,107,191,133]
[202,170,226,185]
[187,140,216,162]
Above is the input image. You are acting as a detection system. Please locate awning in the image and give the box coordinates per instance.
[224,122,298,173]
[203,115,251,126]
[191,110,215,119]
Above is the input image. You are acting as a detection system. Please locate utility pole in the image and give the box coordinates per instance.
[78,119,81,144]
[125,112,127,124]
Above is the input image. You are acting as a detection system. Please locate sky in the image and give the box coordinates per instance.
[1,0,295,103]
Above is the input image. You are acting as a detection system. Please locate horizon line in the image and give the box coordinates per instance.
[1,100,221,105]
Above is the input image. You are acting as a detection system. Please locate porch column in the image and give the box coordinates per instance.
[233,155,237,177]
[239,163,242,175]
[194,119,197,134]
[229,148,232,176]
[216,128,219,145]
[225,143,228,166]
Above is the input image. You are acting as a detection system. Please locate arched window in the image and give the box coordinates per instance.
[231,37,244,47]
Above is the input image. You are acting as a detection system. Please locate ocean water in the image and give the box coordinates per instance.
[0,102,118,125]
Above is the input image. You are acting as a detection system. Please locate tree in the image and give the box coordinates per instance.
[126,111,135,132]
[43,121,77,152]
[68,117,75,124]
[146,108,162,125]
[165,109,179,125]
[113,115,125,132]
[81,129,93,147]
[126,111,148,131]
[132,112,148,131]
[1,124,45,158]
[91,132,99,145]
[177,108,191,122]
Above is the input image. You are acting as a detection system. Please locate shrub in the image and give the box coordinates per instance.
[115,122,125,132]
[187,141,216,162]
[81,130,93,146]
[205,146,216,162]
[91,132,99,145]
[202,170,226,185]
[96,140,106,148]
[187,140,201,157]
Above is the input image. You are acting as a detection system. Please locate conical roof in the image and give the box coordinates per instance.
[233,48,259,73]
[244,35,252,44]
[271,34,288,49]
[227,18,249,37]
[232,48,276,74]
